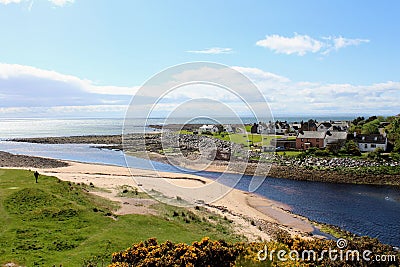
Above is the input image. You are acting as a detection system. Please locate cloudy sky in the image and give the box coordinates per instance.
[0,0,399,118]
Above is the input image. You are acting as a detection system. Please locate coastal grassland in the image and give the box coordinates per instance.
[276,151,302,157]
[178,128,278,147]
[213,133,280,147]
[216,133,262,146]
[0,169,242,266]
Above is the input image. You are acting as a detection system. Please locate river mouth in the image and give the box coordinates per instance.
[0,140,399,247]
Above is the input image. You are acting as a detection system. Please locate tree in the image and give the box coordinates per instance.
[250,123,258,134]
[216,124,224,134]
[361,119,380,135]
[365,115,377,123]
[326,143,341,155]
[343,140,361,156]
[386,117,400,152]
[352,116,365,125]
[368,147,384,160]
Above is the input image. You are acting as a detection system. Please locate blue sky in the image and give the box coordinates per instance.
[0,0,399,118]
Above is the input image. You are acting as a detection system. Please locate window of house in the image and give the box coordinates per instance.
[301,144,304,148]
[307,139,310,142]
[301,138,304,142]
[364,144,368,149]
[316,144,319,148]
[371,144,376,148]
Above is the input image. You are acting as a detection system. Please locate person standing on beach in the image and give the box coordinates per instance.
[34,171,39,183]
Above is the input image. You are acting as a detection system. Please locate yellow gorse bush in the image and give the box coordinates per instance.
[109,235,400,267]
[109,237,240,267]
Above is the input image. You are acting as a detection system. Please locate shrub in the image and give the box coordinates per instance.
[109,237,240,267]
[109,236,400,267]
[314,149,330,157]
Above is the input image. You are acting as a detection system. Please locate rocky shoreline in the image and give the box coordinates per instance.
[0,151,68,168]
[8,134,400,186]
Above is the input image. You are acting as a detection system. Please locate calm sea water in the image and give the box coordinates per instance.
[0,117,398,247]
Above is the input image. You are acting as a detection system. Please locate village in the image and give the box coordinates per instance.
[195,116,393,156]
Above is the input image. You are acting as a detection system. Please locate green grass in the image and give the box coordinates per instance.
[261,135,280,145]
[179,130,193,135]
[214,133,274,147]
[178,129,280,148]
[0,169,241,266]
[276,151,302,157]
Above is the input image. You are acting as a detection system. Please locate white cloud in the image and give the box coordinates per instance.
[130,65,399,116]
[186,47,233,54]
[0,0,74,6]
[48,0,73,7]
[232,66,290,83]
[227,66,399,115]
[0,63,134,116]
[256,33,324,56]
[0,0,23,4]
[0,63,137,96]
[333,36,370,50]
[256,33,370,56]
[0,63,398,118]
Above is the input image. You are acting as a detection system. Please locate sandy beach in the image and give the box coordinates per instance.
[15,160,314,241]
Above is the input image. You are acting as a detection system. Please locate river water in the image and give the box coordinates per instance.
[0,141,399,247]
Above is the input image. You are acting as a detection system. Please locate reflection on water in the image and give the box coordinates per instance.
[0,141,399,246]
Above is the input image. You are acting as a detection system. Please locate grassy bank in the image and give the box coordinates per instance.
[0,169,240,266]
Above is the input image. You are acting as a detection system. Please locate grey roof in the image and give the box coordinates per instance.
[318,122,332,128]
[325,132,347,140]
[355,134,386,144]
[297,131,326,139]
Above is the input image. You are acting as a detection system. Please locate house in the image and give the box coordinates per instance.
[300,120,318,131]
[330,121,349,132]
[296,131,326,150]
[324,131,347,147]
[317,122,332,132]
[256,121,291,135]
[270,138,297,150]
[290,123,302,134]
[199,124,218,133]
[275,121,290,134]
[224,124,235,133]
[378,122,390,137]
[354,134,387,152]
[257,121,275,134]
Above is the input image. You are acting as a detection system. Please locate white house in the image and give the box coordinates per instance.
[275,124,286,134]
[290,123,302,133]
[224,124,235,133]
[330,121,349,132]
[355,134,387,152]
[199,124,218,133]
[257,122,275,134]
[317,122,332,132]
[324,131,347,147]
